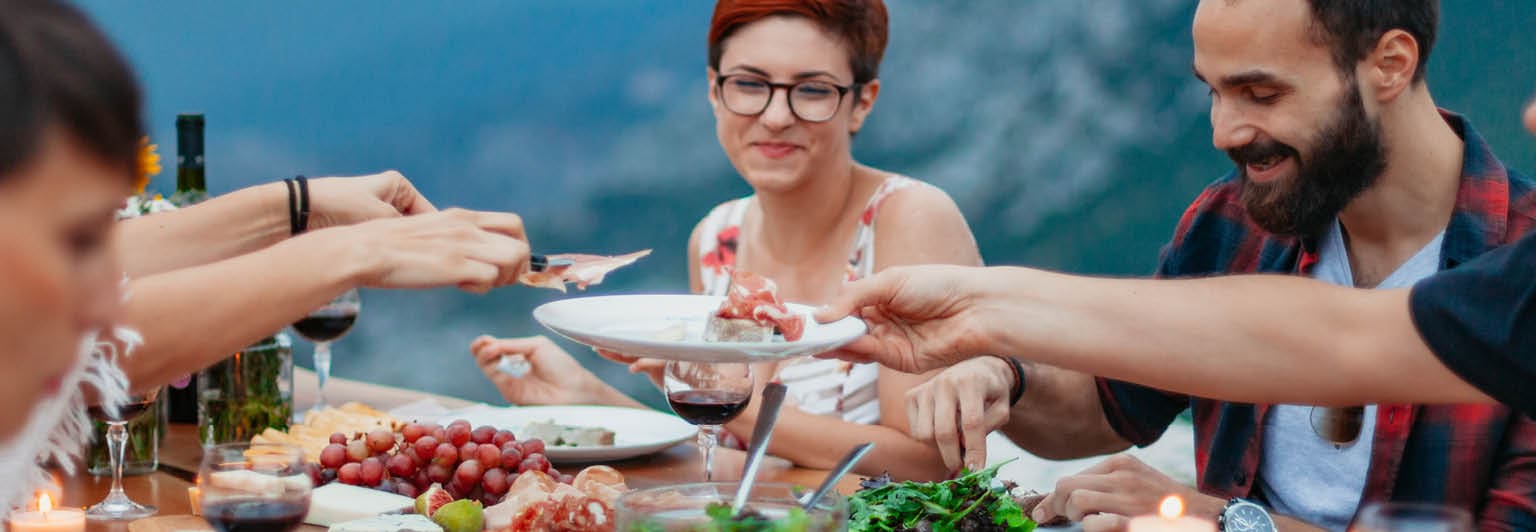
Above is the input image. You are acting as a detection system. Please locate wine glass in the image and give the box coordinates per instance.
[1351,502,1473,532]
[198,443,312,532]
[664,361,754,481]
[85,386,163,520]
[292,288,360,413]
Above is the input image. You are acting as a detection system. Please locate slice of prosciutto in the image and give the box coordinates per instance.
[484,467,627,532]
[519,250,651,292]
[709,270,805,342]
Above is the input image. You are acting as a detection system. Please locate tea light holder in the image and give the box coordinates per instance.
[188,487,202,516]
[9,494,85,532]
[1127,495,1217,532]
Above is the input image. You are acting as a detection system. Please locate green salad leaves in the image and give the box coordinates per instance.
[848,462,1036,532]
[700,503,812,532]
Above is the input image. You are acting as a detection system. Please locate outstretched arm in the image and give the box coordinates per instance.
[818,265,1491,407]
[119,171,436,276]
[980,268,1489,407]
[121,209,528,390]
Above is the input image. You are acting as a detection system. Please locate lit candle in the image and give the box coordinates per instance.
[8,494,85,532]
[188,487,202,516]
[1126,496,1217,532]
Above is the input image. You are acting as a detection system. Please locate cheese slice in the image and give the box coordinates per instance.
[523,420,616,448]
[207,470,311,497]
[306,483,415,527]
[328,514,443,532]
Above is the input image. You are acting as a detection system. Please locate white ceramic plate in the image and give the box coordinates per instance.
[533,294,866,363]
[451,405,696,463]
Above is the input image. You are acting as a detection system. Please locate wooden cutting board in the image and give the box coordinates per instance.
[127,515,212,532]
[127,515,328,532]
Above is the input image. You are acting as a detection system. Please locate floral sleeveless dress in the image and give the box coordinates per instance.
[695,176,922,424]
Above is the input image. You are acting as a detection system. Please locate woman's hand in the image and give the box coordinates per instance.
[306,171,437,229]
[315,208,529,293]
[471,335,624,406]
[594,349,666,387]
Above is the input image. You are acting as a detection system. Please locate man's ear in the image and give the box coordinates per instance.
[1362,28,1421,103]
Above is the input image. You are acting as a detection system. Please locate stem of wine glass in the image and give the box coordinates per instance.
[698,424,721,482]
[314,341,332,410]
[107,420,129,499]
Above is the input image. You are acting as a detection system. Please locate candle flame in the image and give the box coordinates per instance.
[38,493,53,513]
[1159,495,1184,519]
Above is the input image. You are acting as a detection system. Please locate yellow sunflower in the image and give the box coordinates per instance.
[135,137,161,195]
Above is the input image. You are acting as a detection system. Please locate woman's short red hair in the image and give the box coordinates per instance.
[708,0,889,85]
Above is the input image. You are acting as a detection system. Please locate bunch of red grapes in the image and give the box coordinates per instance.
[308,419,570,505]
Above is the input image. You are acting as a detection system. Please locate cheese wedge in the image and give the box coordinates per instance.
[305,483,414,527]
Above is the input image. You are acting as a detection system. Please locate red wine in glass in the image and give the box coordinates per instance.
[199,443,311,532]
[202,499,308,532]
[667,390,751,425]
[663,361,753,482]
[87,397,158,422]
[86,387,162,520]
[291,308,357,342]
[294,289,360,413]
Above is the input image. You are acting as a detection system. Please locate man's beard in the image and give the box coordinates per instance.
[1229,84,1388,238]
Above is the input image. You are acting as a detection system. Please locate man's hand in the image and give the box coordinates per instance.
[1033,455,1222,526]
[813,265,995,374]
[306,170,437,229]
[906,355,1014,472]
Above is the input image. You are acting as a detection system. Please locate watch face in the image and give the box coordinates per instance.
[1226,502,1277,532]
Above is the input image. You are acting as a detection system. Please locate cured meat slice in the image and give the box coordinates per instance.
[484,467,627,532]
[707,270,805,341]
[519,250,651,292]
[572,465,628,505]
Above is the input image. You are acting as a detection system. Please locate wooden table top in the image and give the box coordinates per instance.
[53,370,863,531]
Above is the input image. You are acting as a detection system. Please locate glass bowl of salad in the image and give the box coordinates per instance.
[617,482,848,532]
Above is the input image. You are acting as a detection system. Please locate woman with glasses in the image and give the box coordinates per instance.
[474,0,981,480]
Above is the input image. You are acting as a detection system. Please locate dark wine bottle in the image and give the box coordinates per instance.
[165,113,208,424]
[172,113,207,204]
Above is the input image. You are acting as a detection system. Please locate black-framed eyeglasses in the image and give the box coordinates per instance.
[715,74,854,123]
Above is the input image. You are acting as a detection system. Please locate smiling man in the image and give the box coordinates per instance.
[886,1,1536,530]
[1074,1,1536,529]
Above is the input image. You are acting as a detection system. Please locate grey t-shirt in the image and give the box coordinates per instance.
[1257,220,1445,531]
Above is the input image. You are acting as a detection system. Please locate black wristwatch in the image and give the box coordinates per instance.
[1219,498,1277,532]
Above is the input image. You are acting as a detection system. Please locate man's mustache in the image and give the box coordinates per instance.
[1228,139,1301,169]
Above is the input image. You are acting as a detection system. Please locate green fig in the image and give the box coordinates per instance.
[431,499,484,532]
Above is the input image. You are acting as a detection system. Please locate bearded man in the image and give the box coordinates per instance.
[909,1,1536,530]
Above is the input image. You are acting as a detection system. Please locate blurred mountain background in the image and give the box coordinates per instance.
[81,0,1536,408]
